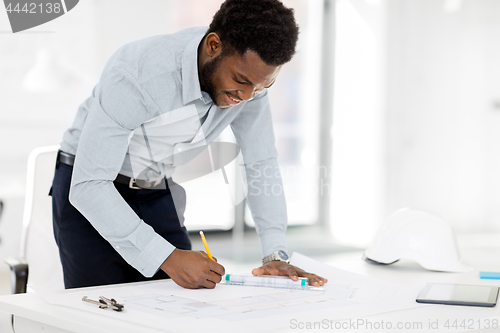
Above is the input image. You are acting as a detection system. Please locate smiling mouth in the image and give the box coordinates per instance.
[226,93,242,103]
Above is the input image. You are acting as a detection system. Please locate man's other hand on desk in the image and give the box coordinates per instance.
[161,249,225,289]
[252,261,328,287]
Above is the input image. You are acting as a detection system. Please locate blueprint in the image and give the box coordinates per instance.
[124,288,355,321]
[31,253,430,332]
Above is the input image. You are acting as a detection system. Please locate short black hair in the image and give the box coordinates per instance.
[207,0,299,66]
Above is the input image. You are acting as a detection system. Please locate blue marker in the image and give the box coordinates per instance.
[479,271,500,280]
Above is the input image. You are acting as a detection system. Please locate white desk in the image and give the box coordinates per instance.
[1,244,499,333]
[318,247,500,333]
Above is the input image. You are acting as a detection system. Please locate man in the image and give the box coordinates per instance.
[51,0,328,289]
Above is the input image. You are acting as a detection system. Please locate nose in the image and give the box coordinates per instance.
[240,89,254,101]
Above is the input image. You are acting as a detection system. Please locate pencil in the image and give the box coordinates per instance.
[199,231,214,261]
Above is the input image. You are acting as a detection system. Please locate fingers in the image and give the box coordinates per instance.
[277,263,328,286]
[162,249,226,289]
[208,260,225,276]
[202,279,217,289]
[252,261,328,287]
[302,273,328,286]
[206,270,223,284]
[286,269,299,281]
[200,270,223,289]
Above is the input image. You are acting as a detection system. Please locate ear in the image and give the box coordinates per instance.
[204,32,222,58]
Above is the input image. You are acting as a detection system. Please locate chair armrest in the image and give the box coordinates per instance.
[4,258,28,294]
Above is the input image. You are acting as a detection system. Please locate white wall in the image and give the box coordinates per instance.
[386,0,500,233]
[330,0,387,247]
[331,0,500,248]
[0,0,173,270]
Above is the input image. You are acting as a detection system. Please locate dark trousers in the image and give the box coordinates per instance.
[51,160,191,289]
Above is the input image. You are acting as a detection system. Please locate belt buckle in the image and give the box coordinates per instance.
[129,178,142,190]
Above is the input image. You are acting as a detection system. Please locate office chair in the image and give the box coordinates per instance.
[4,145,64,294]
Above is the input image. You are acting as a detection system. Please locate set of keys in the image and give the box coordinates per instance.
[82,296,124,312]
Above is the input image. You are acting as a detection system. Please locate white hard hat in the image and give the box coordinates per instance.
[364,208,472,272]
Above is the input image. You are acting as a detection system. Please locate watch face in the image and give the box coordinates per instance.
[278,250,289,261]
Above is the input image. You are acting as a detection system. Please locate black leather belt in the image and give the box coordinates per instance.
[58,150,75,166]
[57,150,167,190]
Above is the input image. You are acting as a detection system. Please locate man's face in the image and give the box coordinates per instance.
[200,49,281,108]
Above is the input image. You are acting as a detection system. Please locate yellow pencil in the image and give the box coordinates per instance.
[199,231,214,261]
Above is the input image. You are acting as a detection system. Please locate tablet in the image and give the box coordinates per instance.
[416,283,499,307]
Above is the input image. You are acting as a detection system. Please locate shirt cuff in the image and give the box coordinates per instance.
[258,230,288,258]
[131,233,176,277]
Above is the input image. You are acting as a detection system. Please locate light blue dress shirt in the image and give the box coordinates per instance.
[60,27,288,277]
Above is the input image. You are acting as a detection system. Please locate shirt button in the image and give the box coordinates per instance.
[115,246,120,250]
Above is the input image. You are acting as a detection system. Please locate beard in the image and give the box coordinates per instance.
[200,53,224,105]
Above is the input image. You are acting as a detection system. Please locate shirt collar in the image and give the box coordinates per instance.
[181,27,208,105]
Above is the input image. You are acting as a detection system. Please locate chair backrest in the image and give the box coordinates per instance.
[20,145,64,291]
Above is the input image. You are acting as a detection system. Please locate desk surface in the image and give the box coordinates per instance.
[1,244,500,333]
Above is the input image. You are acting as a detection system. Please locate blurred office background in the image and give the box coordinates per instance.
[1,0,500,293]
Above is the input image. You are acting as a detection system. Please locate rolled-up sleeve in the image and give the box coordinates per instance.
[69,67,175,277]
[230,90,288,257]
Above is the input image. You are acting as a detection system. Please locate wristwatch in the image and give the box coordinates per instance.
[262,250,290,265]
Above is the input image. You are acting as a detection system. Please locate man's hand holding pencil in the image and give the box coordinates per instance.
[160,232,224,289]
